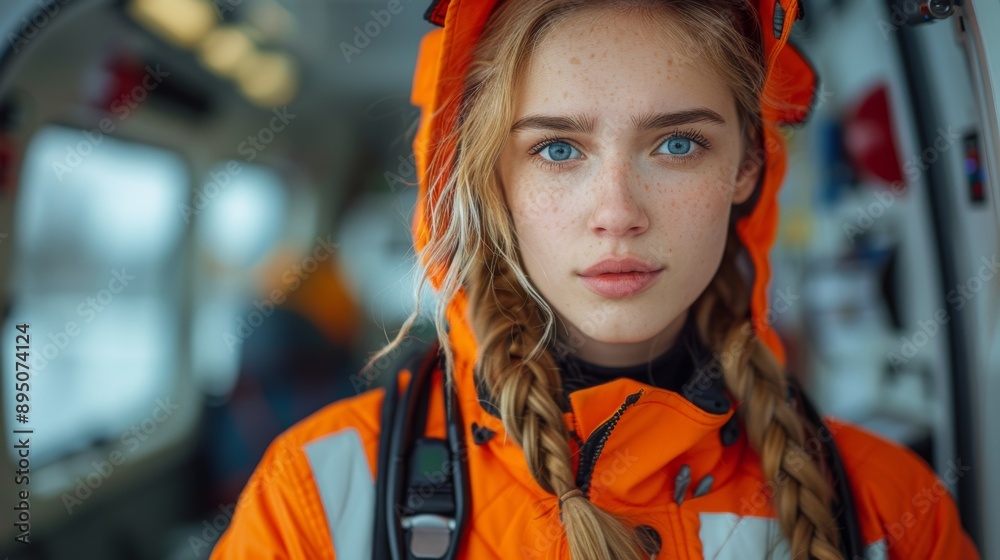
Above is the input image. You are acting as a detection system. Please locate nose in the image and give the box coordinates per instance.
[587,157,649,237]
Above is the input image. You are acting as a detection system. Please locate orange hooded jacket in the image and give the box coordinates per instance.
[210,0,980,558]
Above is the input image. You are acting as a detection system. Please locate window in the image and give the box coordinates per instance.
[4,125,188,467]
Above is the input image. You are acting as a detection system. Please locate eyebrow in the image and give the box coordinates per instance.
[510,109,726,134]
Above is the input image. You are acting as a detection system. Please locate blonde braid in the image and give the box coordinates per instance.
[693,232,844,560]
[468,247,646,559]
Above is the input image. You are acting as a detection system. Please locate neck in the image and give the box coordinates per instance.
[554,308,691,367]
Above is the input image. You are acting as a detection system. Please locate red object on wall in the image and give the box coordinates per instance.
[843,83,905,188]
[0,135,16,195]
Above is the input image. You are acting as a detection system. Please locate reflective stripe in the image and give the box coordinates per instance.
[699,513,791,559]
[699,513,888,559]
[304,428,374,559]
[862,539,889,560]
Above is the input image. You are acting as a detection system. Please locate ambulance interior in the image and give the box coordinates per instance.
[0,0,997,558]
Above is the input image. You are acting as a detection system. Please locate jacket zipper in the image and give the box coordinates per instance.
[574,389,644,498]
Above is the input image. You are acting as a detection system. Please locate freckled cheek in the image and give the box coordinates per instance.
[510,197,576,265]
[510,176,576,223]
[516,222,571,284]
[653,184,732,248]
[516,208,573,251]
[660,177,733,218]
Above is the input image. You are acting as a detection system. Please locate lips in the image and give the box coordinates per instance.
[579,257,662,277]
[578,257,664,299]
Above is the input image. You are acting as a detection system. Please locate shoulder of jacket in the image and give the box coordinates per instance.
[240,342,439,502]
[825,418,937,484]
[825,417,974,557]
[234,386,389,494]
[282,386,389,449]
[212,385,397,559]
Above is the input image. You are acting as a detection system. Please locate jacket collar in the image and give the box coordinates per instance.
[563,379,742,510]
[449,297,745,509]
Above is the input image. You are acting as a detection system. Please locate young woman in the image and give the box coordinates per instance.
[210,0,980,558]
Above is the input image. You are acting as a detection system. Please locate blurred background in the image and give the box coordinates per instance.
[0,0,996,558]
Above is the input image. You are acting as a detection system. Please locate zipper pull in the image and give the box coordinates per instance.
[693,474,714,498]
[673,464,691,505]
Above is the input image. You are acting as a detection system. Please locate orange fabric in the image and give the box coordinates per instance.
[211,1,979,558]
[211,370,979,559]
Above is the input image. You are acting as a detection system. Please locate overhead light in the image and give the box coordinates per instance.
[247,1,296,43]
[236,51,298,107]
[198,26,254,77]
[129,0,216,47]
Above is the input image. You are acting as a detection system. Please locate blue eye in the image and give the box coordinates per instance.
[539,141,580,162]
[659,136,693,155]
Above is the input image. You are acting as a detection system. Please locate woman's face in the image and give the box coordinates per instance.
[497,9,761,367]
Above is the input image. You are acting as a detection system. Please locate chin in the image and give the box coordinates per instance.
[567,312,666,343]
[596,327,668,344]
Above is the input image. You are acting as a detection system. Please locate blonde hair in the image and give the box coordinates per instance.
[364,0,843,558]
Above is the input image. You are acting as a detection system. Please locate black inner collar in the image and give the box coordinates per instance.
[473,312,731,418]
[553,313,700,396]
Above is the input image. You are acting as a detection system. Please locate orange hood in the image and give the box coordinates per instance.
[408,0,818,372]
